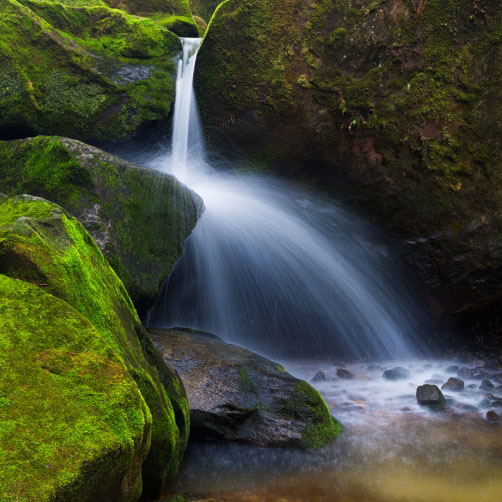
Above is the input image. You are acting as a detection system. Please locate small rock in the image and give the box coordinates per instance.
[442,377,464,392]
[486,411,499,422]
[457,367,474,379]
[336,368,353,380]
[311,371,326,382]
[479,399,491,409]
[432,373,444,379]
[479,380,494,391]
[383,367,410,381]
[425,378,443,385]
[474,371,489,380]
[446,365,459,374]
[467,383,477,389]
[492,400,502,407]
[416,384,445,410]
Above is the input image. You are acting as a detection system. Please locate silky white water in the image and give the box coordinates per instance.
[148,38,437,360]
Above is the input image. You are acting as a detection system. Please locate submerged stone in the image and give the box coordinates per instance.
[457,367,475,380]
[446,365,460,374]
[480,380,495,391]
[416,384,446,410]
[442,377,465,392]
[336,368,353,380]
[486,411,499,422]
[150,327,343,449]
[312,371,326,382]
[383,367,410,381]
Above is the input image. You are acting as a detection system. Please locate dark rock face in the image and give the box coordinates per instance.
[486,411,499,421]
[195,0,502,341]
[336,368,353,380]
[150,328,343,449]
[416,384,445,410]
[0,136,202,311]
[383,367,410,381]
[442,377,465,392]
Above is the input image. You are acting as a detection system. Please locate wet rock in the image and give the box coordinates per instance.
[416,385,445,410]
[311,371,326,383]
[432,373,444,379]
[467,383,478,389]
[446,365,459,374]
[486,411,499,421]
[442,377,465,392]
[457,367,475,379]
[456,403,478,411]
[483,360,500,370]
[150,328,342,448]
[492,400,502,407]
[474,371,489,380]
[479,380,494,391]
[383,367,410,381]
[425,378,443,385]
[479,399,492,409]
[336,368,353,380]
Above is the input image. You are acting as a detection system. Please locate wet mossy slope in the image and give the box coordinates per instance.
[0,136,203,312]
[0,0,188,142]
[196,0,502,337]
[0,194,190,500]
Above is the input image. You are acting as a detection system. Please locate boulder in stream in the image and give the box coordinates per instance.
[150,328,343,449]
[336,368,353,380]
[416,384,446,411]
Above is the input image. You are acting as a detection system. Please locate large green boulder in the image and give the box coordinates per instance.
[0,274,151,502]
[0,136,203,312]
[196,0,502,337]
[0,194,190,499]
[0,0,183,142]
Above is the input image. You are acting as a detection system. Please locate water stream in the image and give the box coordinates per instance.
[148,38,436,361]
[148,38,502,502]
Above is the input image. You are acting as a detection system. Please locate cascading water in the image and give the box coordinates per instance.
[148,38,437,360]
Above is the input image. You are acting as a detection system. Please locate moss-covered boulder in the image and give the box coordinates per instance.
[0,0,184,142]
[196,0,502,339]
[0,274,151,502]
[0,136,202,311]
[0,194,190,499]
[150,328,342,449]
[188,0,222,23]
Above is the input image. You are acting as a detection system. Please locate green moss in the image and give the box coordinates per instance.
[238,366,257,393]
[0,0,181,142]
[0,195,190,498]
[288,381,342,449]
[0,136,202,308]
[0,274,151,502]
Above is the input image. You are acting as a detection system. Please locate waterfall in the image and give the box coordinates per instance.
[150,38,437,360]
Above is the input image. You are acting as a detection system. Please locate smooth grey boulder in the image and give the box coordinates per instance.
[149,328,342,449]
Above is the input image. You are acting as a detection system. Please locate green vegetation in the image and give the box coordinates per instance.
[0,195,190,499]
[0,136,202,308]
[0,0,183,142]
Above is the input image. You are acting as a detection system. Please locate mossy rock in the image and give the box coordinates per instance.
[188,0,223,23]
[150,327,342,449]
[196,0,502,338]
[0,136,203,312]
[0,0,182,142]
[0,195,190,499]
[0,273,151,502]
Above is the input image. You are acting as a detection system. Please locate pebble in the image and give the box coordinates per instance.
[383,367,410,381]
[486,410,499,421]
[336,368,353,380]
[457,367,475,379]
[442,377,464,392]
[311,371,326,382]
[479,379,494,391]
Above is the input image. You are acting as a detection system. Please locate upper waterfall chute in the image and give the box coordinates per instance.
[171,37,203,181]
